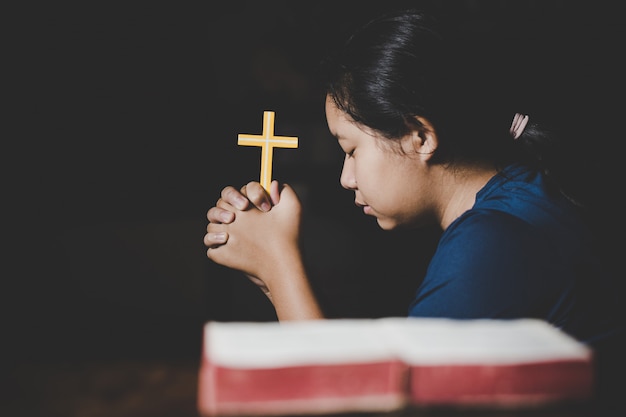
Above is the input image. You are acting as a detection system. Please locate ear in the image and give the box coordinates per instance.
[401,116,438,159]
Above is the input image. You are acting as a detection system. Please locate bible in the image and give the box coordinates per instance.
[197,317,593,416]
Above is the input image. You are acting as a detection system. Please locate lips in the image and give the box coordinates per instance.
[355,200,373,215]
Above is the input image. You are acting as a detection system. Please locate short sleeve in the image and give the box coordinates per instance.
[408,209,561,319]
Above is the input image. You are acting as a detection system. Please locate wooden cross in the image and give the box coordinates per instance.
[238,111,298,191]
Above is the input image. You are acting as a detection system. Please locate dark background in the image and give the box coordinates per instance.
[4,1,624,415]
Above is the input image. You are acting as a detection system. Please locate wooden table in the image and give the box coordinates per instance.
[3,358,622,417]
[3,359,200,417]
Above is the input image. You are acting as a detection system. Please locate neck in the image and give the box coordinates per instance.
[437,165,498,230]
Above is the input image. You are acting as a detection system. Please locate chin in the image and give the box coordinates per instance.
[376,218,398,231]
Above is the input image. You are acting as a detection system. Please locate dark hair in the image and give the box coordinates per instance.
[320,9,581,206]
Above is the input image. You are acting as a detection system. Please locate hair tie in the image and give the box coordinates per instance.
[510,113,529,140]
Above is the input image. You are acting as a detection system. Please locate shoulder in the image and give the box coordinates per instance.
[441,209,537,251]
[477,165,557,212]
[411,209,555,318]
[430,208,555,289]
[473,164,589,243]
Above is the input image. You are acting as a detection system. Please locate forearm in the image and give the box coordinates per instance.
[264,255,324,321]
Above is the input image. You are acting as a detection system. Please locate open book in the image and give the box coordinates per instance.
[197,317,593,416]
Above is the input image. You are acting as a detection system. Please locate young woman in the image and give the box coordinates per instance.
[204,9,622,346]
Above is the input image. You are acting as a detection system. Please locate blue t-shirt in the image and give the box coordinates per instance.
[408,164,622,345]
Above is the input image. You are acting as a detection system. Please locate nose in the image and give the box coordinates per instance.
[339,156,356,190]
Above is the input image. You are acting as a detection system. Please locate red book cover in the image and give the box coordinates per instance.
[390,319,594,407]
[197,318,593,416]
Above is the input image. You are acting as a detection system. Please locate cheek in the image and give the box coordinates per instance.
[362,152,404,185]
[355,161,386,191]
[362,159,417,214]
[357,161,399,202]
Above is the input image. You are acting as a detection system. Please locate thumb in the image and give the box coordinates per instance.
[276,183,302,210]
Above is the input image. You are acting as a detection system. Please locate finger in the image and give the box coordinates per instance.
[221,186,250,210]
[207,206,235,224]
[269,180,281,205]
[204,231,228,248]
[244,181,272,212]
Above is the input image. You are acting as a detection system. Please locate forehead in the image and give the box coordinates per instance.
[325,96,348,135]
[325,95,344,122]
[325,96,364,136]
[325,96,384,144]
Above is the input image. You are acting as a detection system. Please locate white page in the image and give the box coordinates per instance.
[204,318,591,368]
